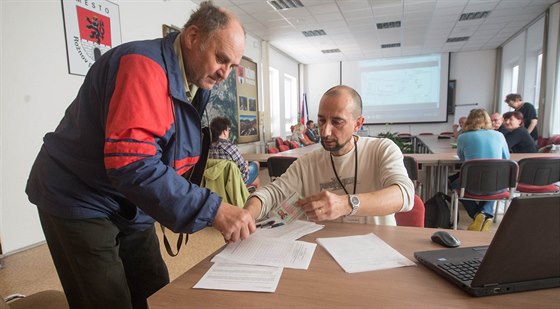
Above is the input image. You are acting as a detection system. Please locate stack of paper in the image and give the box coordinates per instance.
[193,221,323,293]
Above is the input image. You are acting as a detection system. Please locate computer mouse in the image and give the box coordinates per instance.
[431,231,461,248]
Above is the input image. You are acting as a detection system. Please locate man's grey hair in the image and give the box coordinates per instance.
[183,1,245,50]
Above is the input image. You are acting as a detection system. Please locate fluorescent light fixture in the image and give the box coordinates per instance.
[267,0,304,11]
[302,29,327,37]
[446,36,469,43]
[321,48,341,54]
[376,21,401,29]
[459,11,490,21]
[381,43,401,48]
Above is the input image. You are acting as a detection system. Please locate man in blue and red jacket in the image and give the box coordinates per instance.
[25,1,255,308]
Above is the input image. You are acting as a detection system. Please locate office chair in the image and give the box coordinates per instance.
[267,146,279,154]
[403,156,422,197]
[278,144,290,152]
[516,157,560,195]
[395,194,425,227]
[439,131,454,136]
[418,132,434,136]
[267,156,297,181]
[450,159,518,230]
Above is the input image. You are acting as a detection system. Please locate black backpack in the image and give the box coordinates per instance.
[424,192,452,228]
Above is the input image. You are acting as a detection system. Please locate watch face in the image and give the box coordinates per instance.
[351,195,359,206]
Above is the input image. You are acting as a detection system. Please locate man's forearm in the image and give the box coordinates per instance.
[527,119,537,133]
[243,196,263,220]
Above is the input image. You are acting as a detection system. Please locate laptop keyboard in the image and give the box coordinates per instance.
[438,259,481,281]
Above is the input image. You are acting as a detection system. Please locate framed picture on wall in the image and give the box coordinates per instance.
[236,57,259,143]
[204,57,259,144]
[61,0,122,76]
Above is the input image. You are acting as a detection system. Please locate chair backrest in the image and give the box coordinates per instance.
[518,157,560,186]
[395,194,425,227]
[459,159,518,196]
[439,131,454,136]
[288,141,300,149]
[267,156,297,181]
[278,144,290,152]
[418,132,434,136]
[275,137,284,148]
[402,156,418,181]
[268,146,279,154]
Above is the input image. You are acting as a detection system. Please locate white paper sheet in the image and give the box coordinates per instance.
[211,237,316,269]
[193,263,283,293]
[316,233,415,273]
[254,220,324,240]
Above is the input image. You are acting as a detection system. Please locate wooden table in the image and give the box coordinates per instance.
[148,223,559,308]
[243,143,322,164]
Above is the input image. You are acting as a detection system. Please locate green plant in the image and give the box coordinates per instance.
[377,130,413,153]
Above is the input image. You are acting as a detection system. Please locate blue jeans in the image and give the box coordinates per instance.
[450,179,495,219]
[246,161,259,185]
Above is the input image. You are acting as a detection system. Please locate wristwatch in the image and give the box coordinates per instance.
[347,194,360,216]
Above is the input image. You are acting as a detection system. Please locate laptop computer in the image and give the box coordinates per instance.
[414,196,560,297]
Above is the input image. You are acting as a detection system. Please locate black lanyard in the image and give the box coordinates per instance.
[329,138,358,195]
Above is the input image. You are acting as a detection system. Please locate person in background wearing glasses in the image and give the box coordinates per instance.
[490,112,508,135]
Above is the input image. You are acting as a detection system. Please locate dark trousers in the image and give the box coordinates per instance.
[38,209,169,309]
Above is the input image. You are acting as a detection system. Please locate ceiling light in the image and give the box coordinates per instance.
[376,21,401,29]
[459,11,490,21]
[381,43,401,49]
[446,36,469,43]
[267,0,304,11]
[321,48,341,54]
[302,29,327,37]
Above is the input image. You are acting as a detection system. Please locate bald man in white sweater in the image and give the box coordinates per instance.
[244,85,414,226]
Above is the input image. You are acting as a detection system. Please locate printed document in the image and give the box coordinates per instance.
[254,220,324,241]
[316,233,415,273]
[193,263,283,293]
[212,237,316,269]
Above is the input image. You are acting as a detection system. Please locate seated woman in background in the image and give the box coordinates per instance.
[503,111,538,153]
[290,123,314,146]
[453,109,510,232]
[209,117,260,188]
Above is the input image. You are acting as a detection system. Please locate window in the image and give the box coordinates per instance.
[534,53,542,110]
[269,67,280,137]
[284,74,298,134]
[511,64,519,94]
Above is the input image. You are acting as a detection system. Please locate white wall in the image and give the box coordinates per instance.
[303,62,340,126]
[303,50,497,137]
[0,0,264,254]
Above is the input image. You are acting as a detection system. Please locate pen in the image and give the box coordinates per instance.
[256,220,275,228]
[270,222,285,228]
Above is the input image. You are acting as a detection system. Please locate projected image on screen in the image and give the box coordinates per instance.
[342,53,449,124]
